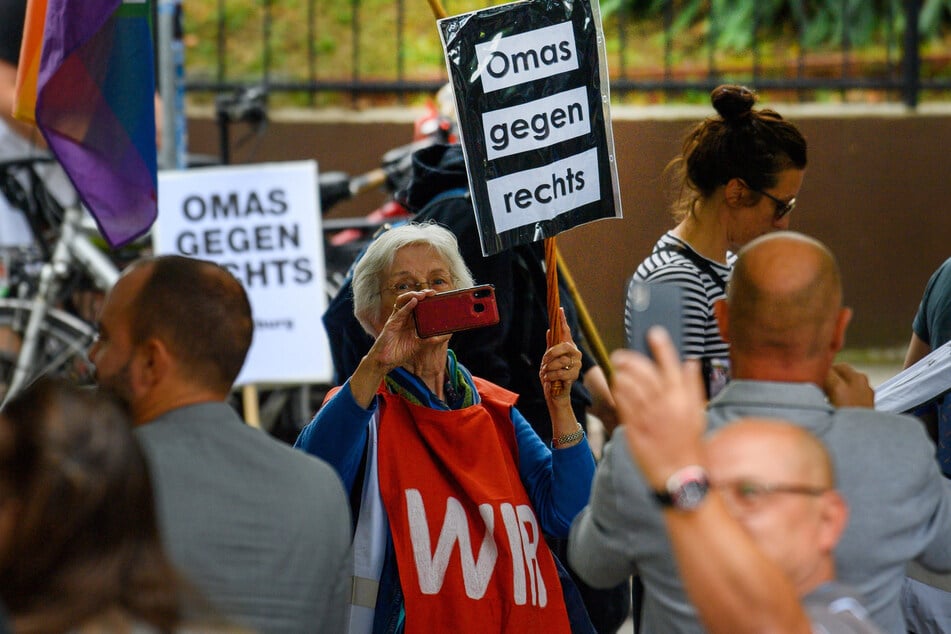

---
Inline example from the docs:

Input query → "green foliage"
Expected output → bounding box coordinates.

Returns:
[180,0,949,100]
[713,0,757,51]
[920,0,951,37]
[607,0,913,52]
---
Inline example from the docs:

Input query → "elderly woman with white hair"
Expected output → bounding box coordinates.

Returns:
[295,222,596,634]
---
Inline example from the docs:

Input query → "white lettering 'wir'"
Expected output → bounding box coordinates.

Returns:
[516,504,547,607]
[501,503,527,604]
[405,489,499,598]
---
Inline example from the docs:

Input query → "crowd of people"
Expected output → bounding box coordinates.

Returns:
[573,231,951,634]
[0,79,949,634]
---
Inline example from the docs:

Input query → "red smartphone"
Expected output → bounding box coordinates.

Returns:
[414,284,500,338]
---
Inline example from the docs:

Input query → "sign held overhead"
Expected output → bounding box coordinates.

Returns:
[440,0,622,256]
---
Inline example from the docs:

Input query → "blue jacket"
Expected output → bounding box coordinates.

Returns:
[296,364,596,633]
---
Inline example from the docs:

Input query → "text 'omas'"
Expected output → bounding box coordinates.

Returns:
[475,21,578,94]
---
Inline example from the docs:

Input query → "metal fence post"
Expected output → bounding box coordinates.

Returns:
[158,0,187,170]
[351,0,360,106]
[903,0,921,108]
[216,0,226,83]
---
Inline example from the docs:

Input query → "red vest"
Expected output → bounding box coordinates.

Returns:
[376,378,570,633]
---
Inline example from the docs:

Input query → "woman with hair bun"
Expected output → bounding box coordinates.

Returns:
[628,84,807,398]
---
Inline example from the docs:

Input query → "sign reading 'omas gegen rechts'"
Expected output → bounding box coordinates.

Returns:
[155,161,332,386]
[439,0,622,256]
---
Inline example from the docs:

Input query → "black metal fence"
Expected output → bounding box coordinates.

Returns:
[182,0,950,108]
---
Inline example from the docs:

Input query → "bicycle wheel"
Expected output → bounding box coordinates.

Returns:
[0,298,97,402]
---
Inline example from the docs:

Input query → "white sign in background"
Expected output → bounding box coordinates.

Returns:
[155,161,332,386]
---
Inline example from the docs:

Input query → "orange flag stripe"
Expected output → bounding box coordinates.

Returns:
[13,0,49,124]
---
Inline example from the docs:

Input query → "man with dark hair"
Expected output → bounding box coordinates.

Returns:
[903,255,951,475]
[90,255,352,634]
[125,256,253,395]
[570,232,951,634]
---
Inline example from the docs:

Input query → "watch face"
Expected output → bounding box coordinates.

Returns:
[672,479,708,509]
[653,466,710,509]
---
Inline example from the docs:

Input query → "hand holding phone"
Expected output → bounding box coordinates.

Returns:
[414,284,500,338]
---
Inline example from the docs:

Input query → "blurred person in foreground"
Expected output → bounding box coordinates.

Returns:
[611,327,882,633]
[296,222,597,633]
[570,231,951,634]
[0,377,233,633]
[89,254,352,634]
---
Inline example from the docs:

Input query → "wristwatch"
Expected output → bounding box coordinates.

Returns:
[652,465,709,510]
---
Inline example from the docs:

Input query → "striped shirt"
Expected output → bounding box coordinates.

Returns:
[629,232,735,395]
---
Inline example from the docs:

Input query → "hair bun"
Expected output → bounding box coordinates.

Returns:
[711,85,757,121]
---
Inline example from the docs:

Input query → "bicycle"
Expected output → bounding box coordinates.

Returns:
[0,160,404,435]
[0,155,120,407]
[0,155,308,432]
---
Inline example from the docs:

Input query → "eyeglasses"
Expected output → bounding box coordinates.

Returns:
[741,180,796,220]
[714,479,828,509]
[381,275,453,294]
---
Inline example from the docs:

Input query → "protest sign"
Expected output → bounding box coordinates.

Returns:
[876,339,951,413]
[155,161,331,386]
[439,0,622,256]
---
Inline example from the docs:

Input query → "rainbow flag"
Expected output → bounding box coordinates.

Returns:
[21,0,157,248]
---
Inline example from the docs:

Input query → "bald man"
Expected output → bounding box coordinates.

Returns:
[90,256,352,634]
[706,421,849,606]
[569,232,951,634]
[605,324,879,632]
[705,421,883,633]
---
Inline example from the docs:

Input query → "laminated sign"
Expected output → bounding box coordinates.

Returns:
[154,161,333,386]
[439,0,622,256]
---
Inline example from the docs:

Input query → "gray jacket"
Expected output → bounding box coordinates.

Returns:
[137,402,352,634]
[568,380,951,634]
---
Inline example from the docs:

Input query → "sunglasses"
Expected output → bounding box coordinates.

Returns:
[741,180,796,220]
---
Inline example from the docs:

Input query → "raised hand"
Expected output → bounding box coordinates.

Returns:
[350,290,449,407]
[611,327,706,489]
[368,291,445,371]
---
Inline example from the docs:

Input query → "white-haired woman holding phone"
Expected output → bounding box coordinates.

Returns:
[295,222,596,634]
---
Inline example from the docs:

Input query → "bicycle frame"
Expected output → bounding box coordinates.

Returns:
[2,205,119,405]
